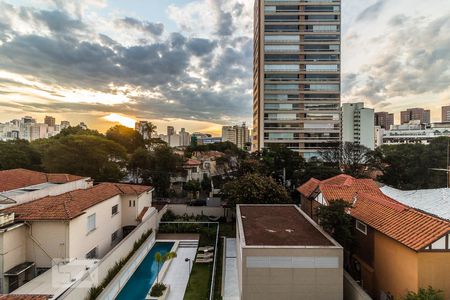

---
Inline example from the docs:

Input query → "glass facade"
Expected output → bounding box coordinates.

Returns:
[253,0,341,158]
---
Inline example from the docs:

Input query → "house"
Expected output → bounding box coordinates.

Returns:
[236,205,343,300]
[0,169,91,209]
[0,180,155,294]
[298,174,450,300]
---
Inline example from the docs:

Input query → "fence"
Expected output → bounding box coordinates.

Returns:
[343,271,373,300]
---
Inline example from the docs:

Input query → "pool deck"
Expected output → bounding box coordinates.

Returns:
[160,240,198,300]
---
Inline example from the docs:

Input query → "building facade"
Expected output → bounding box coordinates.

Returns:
[236,205,343,300]
[341,103,375,150]
[222,123,250,149]
[374,112,394,130]
[253,0,341,159]
[442,106,450,122]
[400,108,431,125]
[298,175,450,300]
[382,121,450,145]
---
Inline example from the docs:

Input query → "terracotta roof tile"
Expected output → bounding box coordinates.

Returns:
[297,178,320,197]
[298,174,450,251]
[136,206,149,222]
[184,159,201,166]
[0,169,86,192]
[1,183,152,221]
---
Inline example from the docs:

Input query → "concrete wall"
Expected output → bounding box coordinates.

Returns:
[0,224,27,293]
[418,252,450,300]
[167,204,225,218]
[240,247,343,300]
[26,221,69,268]
[60,208,158,300]
[343,271,372,300]
[69,195,123,259]
[373,231,419,299]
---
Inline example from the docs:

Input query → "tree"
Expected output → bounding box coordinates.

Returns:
[0,140,41,170]
[221,173,291,207]
[37,135,127,182]
[128,148,151,183]
[320,142,373,178]
[155,251,177,284]
[201,174,212,193]
[106,125,145,153]
[316,199,354,248]
[403,287,444,300]
[140,121,157,140]
[56,125,103,138]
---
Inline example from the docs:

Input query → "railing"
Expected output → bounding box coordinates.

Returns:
[159,221,220,300]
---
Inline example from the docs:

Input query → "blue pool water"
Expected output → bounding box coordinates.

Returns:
[116,242,174,300]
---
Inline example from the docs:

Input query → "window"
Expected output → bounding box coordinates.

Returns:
[111,230,120,246]
[356,220,367,235]
[129,200,136,207]
[86,247,97,259]
[87,213,96,233]
[111,204,119,216]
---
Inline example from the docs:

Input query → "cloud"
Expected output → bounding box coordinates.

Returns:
[0,1,253,127]
[344,14,450,105]
[115,17,164,37]
[356,0,386,22]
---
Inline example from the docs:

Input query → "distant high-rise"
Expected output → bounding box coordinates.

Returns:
[60,121,71,129]
[374,112,394,130]
[400,108,430,124]
[167,126,175,136]
[442,105,450,122]
[222,123,250,150]
[341,103,375,150]
[253,0,341,159]
[44,115,56,127]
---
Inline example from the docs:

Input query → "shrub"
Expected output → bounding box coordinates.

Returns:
[150,283,167,297]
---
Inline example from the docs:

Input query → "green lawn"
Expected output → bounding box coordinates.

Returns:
[183,263,212,300]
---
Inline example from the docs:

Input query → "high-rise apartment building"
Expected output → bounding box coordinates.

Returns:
[341,103,375,150]
[400,108,430,124]
[374,112,394,130]
[44,115,56,127]
[222,123,250,150]
[442,105,450,122]
[253,0,341,159]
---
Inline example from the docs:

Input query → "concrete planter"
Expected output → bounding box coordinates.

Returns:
[146,284,170,300]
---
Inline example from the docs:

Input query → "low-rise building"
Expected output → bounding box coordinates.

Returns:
[382,121,450,145]
[298,174,450,300]
[236,205,343,300]
[0,175,155,294]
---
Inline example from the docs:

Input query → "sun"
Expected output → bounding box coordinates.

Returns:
[103,113,136,128]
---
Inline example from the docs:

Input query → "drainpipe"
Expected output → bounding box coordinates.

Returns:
[25,222,54,264]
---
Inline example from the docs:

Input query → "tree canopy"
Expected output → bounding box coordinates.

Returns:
[106,125,145,153]
[316,199,354,248]
[37,134,128,182]
[0,140,41,171]
[221,173,291,207]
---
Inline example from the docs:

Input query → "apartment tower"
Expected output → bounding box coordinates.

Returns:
[400,108,431,125]
[374,111,394,130]
[253,0,341,159]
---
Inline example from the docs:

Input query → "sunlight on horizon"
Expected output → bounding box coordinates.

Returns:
[103,113,136,128]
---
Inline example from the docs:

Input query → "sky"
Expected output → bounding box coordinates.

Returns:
[0,0,449,134]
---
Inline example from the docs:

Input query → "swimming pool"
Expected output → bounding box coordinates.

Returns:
[116,241,174,300]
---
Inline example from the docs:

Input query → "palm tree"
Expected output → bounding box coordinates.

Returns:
[155,251,177,284]
[143,121,157,140]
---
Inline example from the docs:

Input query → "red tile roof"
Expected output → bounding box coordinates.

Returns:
[0,169,86,192]
[298,175,450,251]
[137,206,149,222]
[297,178,320,197]
[184,159,201,166]
[1,183,152,221]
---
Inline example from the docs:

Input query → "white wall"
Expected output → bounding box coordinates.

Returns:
[69,195,123,259]
[167,204,225,218]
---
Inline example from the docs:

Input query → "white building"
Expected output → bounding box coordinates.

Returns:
[0,169,156,294]
[341,103,375,150]
[0,116,66,142]
[382,121,450,145]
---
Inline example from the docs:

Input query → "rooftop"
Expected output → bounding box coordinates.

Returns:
[0,169,86,192]
[238,205,334,247]
[380,185,450,220]
[0,296,49,300]
[298,175,450,251]
[1,183,152,221]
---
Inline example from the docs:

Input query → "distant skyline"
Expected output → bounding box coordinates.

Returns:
[0,0,450,134]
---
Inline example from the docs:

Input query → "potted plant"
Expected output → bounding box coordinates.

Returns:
[150,251,177,297]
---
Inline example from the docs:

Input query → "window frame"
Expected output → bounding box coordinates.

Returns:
[111,204,119,216]
[356,220,368,235]
[87,213,96,233]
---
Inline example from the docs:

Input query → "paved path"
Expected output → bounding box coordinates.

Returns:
[163,244,197,300]
[223,238,240,300]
